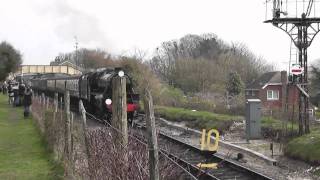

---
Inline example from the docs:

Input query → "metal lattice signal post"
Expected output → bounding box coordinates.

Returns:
[265,2,320,134]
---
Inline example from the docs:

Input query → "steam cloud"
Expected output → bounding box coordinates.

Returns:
[36,0,112,50]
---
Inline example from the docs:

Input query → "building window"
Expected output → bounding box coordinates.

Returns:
[267,90,279,100]
[246,91,250,95]
[252,91,255,96]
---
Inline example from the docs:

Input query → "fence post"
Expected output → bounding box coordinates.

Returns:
[70,112,75,175]
[42,93,45,105]
[41,93,45,120]
[64,90,72,178]
[64,91,71,158]
[111,75,128,147]
[70,112,74,157]
[54,93,58,113]
[46,97,50,110]
[143,89,160,180]
[41,93,45,106]
[79,100,91,177]
[60,97,63,121]
[53,93,58,159]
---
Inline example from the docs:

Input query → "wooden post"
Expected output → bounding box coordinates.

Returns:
[54,93,58,113]
[79,100,90,157]
[70,112,75,174]
[53,93,58,159]
[39,94,42,106]
[41,93,45,119]
[143,89,160,180]
[79,100,92,176]
[60,97,63,122]
[70,112,74,154]
[46,97,50,110]
[42,93,45,106]
[64,91,71,160]
[111,75,128,147]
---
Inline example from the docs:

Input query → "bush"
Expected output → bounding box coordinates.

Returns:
[285,130,320,164]
[260,116,299,139]
[158,86,186,107]
[120,57,162,104]
[183,96,216,112]
[261,116,298,131]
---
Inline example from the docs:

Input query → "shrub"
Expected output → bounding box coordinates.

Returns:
[285,130,320,164]
[158,86,186,107]
[183,96,216,112]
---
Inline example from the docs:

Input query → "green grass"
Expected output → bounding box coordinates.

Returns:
[0,95,63,180]
[285,129,320,165]
[261,116,298,131]
[315,111,320,120]
[154,106,300,133]
[154,106,243,131]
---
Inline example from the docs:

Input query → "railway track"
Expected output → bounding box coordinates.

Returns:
[75,106,273,179]
[134,116,273,180]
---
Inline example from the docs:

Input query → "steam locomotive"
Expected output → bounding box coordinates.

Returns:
[31,68,139,121]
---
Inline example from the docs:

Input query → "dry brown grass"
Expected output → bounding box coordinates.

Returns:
[31,93,189,179]
[86,128,185,180]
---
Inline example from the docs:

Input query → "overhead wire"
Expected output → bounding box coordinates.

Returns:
[306,0,314,16]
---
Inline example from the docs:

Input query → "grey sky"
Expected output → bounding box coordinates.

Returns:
[0,0,320,71]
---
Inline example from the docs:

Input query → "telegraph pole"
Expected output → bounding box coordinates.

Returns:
[265,0,320,135]
[74,36,79,67]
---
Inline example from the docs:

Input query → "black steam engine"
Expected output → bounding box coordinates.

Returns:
[31,68,139,121]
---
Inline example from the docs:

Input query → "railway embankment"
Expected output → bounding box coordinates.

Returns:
[0,94,63,179]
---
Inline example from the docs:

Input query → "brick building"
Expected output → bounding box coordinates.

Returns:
[245,71,301,116]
